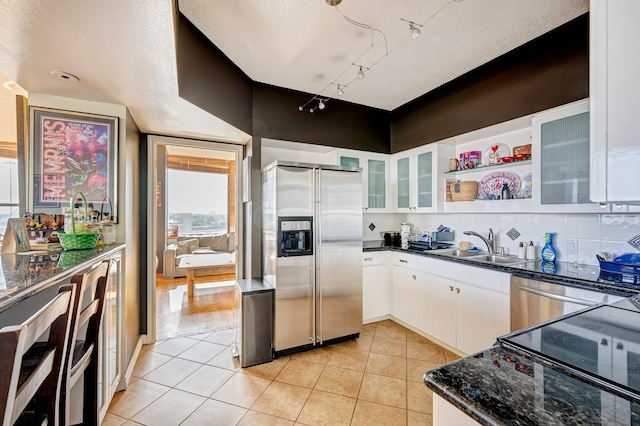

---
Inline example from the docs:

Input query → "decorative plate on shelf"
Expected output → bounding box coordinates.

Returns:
[478,171,521,198]
[483,143,510,166]
[521,173,532,197]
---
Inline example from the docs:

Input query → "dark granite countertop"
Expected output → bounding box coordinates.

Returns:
[363,240,639,297]
[0,243,125,312]
[424,345,640,425]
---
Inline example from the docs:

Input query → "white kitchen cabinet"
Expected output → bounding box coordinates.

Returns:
[391,253,418,327]
[391,144,454,213]
[590,0,640,204]
[335,150,390,212]
[532,99,604,213]
[362,252,388,323]
[417,256,510,355]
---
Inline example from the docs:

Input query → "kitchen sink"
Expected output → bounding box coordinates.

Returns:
[469,254,530,265]
[434,249,489,258]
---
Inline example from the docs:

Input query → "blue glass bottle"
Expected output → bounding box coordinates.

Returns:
[541,232,557,262]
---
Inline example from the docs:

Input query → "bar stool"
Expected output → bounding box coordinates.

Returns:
[0,283,76,426]
[60,260,110,426]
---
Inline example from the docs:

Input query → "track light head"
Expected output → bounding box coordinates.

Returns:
[410,23,421,39]
[318,100,326,110]
[336,86,344,96]
[357,67,365,79]
[299,106,304,111]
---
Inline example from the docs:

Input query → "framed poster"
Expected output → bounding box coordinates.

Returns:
[29,107,118,222]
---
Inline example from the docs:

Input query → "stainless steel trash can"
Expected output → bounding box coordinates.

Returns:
[233,279,273,367]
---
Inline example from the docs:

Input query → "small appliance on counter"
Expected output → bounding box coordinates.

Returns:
[407,230,455,251]
[381,231,401,247]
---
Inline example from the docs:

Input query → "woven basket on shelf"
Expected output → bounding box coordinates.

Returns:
[59,192,99,251]
[448,181,478,202]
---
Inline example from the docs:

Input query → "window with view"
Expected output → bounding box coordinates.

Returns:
[0,156,19,235]
[167,169,228,237]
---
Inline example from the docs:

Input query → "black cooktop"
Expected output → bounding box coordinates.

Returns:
[499,302,640,399]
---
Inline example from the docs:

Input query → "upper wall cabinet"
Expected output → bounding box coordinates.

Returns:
[590,0,640,203]
[391,143,454,213]
[330,150,390,212]
[532,100,606,213]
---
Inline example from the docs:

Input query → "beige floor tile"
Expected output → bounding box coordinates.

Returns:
[176,340,227,363]
[131,388,206,425]
[108,379,170,419]
[211,372,271,408]
[251,382,312,421]
[359,372,407,409]
[122,422,145,426]
[181,399,248,425]
[408,410,433,425]
[142,357,202,387]
[366,352,407,379]
[274,359,325,388]
[351,400,407,426]
[326,347,369,371]
[371,336,407,358]
[175,364,235,397]
[444,348,463,363]
[297,390,356,426]
[206,346,242,371]
[240,357,289,380]
[314,365,364,398]
[151,337,198,356]
[205,327,236,345]
[406,359,443,383]
[362,323,377,336]
[358,372,407,409]
[238,410,295,426]
[406,330,435,344]
[290,346,334,365]
[407,381,433,414]
[375,322,407,341]
[101,413,127,426]
[406,340,446,363]
[333,334,373,352]
[186,331,214,341]
[131,350,173,378]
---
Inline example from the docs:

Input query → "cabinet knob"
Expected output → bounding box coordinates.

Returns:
[456,288,460,294]
[449,286,454,292]
[412,275,416,280]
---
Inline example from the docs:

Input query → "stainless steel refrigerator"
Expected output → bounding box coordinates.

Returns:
[262,161,363,355]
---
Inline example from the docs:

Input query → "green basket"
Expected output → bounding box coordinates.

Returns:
[59,232,99,251]
[60,192,99,251]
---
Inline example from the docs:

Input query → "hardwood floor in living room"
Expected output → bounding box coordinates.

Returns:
[155,273,237,340]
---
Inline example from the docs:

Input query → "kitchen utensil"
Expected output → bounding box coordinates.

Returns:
[449,158,459,171]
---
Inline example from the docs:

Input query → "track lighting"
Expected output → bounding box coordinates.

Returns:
[336,85,344,96]
[401,18,423,40]
[318,100,326,110]
[353,63,369,80]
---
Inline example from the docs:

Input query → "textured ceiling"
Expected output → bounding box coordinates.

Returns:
[180,0,589,111]
[0,1,588,145]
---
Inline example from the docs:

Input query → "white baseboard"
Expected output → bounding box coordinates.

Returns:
[117,335,145,392]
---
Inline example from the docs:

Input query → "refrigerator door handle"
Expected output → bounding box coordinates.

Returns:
[315,169,323,345]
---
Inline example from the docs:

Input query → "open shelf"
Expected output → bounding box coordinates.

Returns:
[445,159,531,175]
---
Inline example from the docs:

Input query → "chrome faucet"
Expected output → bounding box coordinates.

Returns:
[463,228,496,253]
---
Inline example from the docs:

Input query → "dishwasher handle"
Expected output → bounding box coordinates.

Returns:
[517,285,595,306]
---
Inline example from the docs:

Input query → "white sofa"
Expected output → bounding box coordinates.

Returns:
[163,233,236,279]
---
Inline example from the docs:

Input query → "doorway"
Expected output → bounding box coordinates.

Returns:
[147,135,243,342]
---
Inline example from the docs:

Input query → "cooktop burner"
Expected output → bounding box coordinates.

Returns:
[499,304,640,399]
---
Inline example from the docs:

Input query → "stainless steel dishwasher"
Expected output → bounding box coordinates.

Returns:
[510,276,626,331]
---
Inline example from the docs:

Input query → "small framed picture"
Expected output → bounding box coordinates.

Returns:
[1,218,31,254]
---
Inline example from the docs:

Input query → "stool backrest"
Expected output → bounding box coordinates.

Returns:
[0,284,75,426]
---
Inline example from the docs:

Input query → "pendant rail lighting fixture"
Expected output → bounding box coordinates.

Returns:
[298,0,462,113]
[400,18,423,39]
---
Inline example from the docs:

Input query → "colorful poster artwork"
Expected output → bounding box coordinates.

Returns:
[40,116,110,203]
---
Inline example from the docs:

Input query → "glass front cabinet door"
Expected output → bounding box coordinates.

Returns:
[338,151,389,212]
[392,145,443,213]
[532,100,606,213]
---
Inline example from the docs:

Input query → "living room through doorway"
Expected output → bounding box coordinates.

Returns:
[155,144,238,340]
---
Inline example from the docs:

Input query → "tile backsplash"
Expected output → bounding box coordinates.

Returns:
[363,212,640,266]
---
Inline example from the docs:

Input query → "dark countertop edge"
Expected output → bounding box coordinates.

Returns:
[424,376,496,426]
[0,243,126,313]
[364,244,639,297]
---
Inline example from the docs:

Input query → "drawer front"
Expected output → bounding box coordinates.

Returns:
[393,252,417,269]
[418,256,509,294]
[363,251,387,266]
